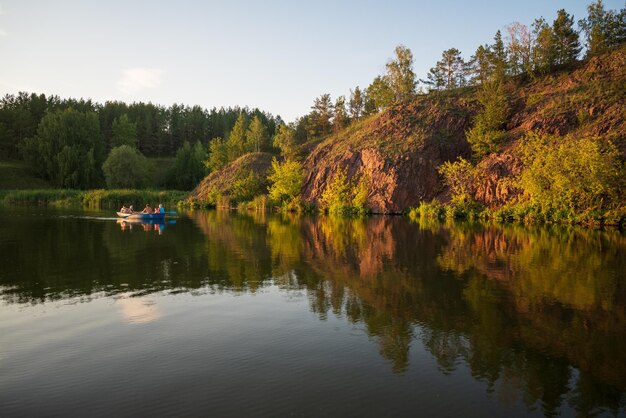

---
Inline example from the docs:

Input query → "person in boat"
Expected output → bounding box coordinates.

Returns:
[129,205,135,213]
[157,204,165,214]
[141,204,153,214]
[120,205,129,214]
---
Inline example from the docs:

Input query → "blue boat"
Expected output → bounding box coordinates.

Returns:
[116,211,166,220]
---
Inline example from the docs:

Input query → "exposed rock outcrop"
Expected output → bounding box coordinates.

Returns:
[301,98,475,213]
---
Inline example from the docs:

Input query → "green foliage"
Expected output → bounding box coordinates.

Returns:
[385,44,417,101]
[0,159,52,189]
[167,141,207,190]
[426,48,467,90]
[579,0,626,56]
[226,113,248,160]
[438,157,477,204]
[366,76,394,112]
[205,137,229,172]
[267,158,304,204]
[272,124,298,159]
[320,168,370,215]
[517,132,624,214]
[348,86,364,120]
[553,9,581,66]
[245,115,269,153]
[308,94,334,138]
[110,114,137,148]
[466,81,508,156]
[333,96,348,132]
[102,145,152,189]
[20,108,104,189]
[231,169,263,202]
[0,188,186,209]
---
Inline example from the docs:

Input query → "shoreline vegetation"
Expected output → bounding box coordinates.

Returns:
[0,188,624,229]
[0,189,187,209]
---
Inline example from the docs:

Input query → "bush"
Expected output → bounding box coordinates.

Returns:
[320,168,370,215]
[267,158,304,204]
[517,132,624,213]
[102,145,152,189]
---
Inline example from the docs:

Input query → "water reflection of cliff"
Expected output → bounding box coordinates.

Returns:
[2,210,625,416]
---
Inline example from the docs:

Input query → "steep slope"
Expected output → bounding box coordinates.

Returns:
[302,45,626,213]
[301,98,476,213]
[190,152,273,203]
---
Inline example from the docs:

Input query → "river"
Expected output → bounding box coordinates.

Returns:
[0,208,624,417]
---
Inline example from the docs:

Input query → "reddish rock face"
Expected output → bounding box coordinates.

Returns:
[300,99,475,213]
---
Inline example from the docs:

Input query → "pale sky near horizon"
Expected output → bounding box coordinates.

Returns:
[0,1,623,122]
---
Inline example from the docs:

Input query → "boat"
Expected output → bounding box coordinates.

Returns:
[116,211,166,220]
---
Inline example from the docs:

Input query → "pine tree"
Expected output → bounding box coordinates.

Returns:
[532,18,556,74]
[553,9,581,66]
[469,45,493,85]
[308,94,333,138]
[491,30,508,81]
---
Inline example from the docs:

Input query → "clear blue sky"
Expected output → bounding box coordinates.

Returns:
[0,0,623,122]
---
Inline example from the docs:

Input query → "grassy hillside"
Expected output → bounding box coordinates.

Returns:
[0,160,52,190]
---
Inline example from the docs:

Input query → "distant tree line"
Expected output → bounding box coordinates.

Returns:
[0,92,281,189]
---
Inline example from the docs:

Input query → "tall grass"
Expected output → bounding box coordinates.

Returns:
[0,189,188,209]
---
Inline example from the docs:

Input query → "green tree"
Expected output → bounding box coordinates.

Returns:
[366,76,394,112]
[167,141,207,190]
[245,115,269,153]
[267,158,304,204]
[349,86,364,120]
[110,114,137,148]
[468,45,493,85]
[205,137,228,172]
[226,113,247,161]
[532,18,556,74]
[491,30,508,81]
[579,0,626,56]
[333,95,348,132]
[272,124,298,159]
[20,108,104,188]
[308,94,334,138]
[553,9,581,66]
[466,81,508,156]
[385,44,416,101]
[427,48,467,90]
[506,22,533,75]
[102,145,152,188]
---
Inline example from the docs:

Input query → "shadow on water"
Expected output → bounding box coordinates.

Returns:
[0,208,625,416]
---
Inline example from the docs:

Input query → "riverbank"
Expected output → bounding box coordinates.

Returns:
[0,189,188,209]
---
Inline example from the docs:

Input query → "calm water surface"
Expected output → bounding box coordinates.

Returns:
[0,208,625,417]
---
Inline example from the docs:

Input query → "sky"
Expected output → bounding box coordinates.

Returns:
[0,0,623,122]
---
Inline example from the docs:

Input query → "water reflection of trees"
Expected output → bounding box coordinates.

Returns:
[2,211,625,416]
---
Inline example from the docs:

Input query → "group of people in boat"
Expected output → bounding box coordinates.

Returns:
[119,203,165,214]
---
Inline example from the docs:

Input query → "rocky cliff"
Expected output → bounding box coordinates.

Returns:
[301,45,625,212]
